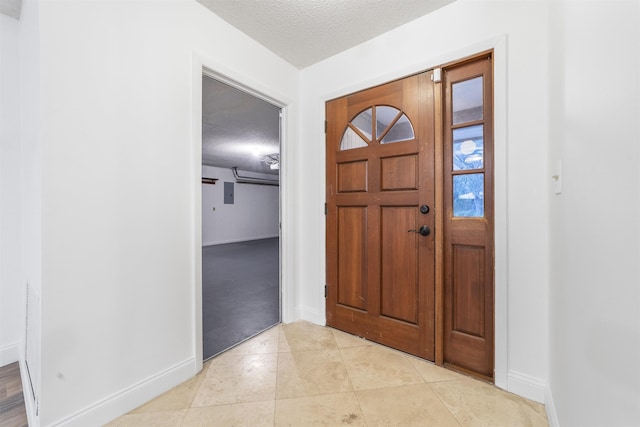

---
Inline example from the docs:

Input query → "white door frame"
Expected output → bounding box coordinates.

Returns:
[191,53,295,373]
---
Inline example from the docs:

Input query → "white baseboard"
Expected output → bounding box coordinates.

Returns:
[545,383,560,427]
[507,370,545,403]
[203,235,279,246]
[48,357,196,427]
[299,305,325,326]
[0,342,20,366]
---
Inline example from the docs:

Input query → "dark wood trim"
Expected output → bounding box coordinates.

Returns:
[442,53,495,380]
[434,72,445,367]
[443,362,494,383]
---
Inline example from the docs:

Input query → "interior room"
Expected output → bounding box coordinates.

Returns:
[200,75,281,359]
[0,0,638,426]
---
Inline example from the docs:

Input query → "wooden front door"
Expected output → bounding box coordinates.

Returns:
[326,53,495,379]
[325,71,436,360]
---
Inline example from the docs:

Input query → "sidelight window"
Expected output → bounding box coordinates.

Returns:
[451,76,485,217]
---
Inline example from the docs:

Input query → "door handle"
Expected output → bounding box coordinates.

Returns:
[408,225,431,236]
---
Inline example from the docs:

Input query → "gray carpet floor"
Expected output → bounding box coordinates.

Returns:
[202,237,280,360]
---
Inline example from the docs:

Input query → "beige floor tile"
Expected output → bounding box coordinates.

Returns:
[279,321,337,352]
[406,356,467,383]
[277,327,292,353]
[274,392,366,426]
[105,323,551,426]
[330,327,373,348]
[181,401,274,427]
[276,349,352,399]
[204,352,275,379]
[104,409,187,427]
[204,347,249,368]
[357,383,461,427]
[430,379,549,427]
[340,345,424,390]
[192,353,277,406]
[223,325,280,357]
[523,398,548,420]
[129,365,209,413]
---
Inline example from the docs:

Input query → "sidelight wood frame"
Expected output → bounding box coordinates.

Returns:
[442,52,494,380]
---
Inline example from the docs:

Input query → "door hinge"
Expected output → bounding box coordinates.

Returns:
[324,120,327,133]
[324,285,327,298]
[431,67,442,83]
[324,203,327,215]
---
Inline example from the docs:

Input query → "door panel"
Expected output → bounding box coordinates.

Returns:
[452,244,485,337]
[381,206,418,323]
[338,161,368,192]
[326,72,435,361]
[380,156,418,190]
[337,207,368,310]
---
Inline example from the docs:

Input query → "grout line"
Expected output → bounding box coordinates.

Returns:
[399,353,428,385]
[333,331,357,395]
[427,382,465,427]
[176,407,189,427]
[184,363,210,411]
[272,324,283,426]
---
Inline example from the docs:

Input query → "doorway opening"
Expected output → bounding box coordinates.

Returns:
[201,75,282,360]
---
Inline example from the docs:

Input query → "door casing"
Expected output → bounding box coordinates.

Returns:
[320,39,509,391]
[191,54,295,375]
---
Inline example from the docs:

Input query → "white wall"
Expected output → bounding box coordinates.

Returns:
[202,165,279,245]
[298,0,550,401]
[17,0,640,425]
[32,1,298,425]
[547,1,640,426]
[0,13,24,366]
[19,0,43,423]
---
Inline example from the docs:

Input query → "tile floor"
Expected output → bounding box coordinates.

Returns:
[107,321,548,426]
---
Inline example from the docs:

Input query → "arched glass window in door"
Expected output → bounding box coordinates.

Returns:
[340,106,415,150]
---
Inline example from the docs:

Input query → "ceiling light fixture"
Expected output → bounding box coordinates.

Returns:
[261,153,280,170]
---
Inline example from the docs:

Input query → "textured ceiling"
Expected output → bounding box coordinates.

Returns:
[0,0,22,19]
[201,1,457,175]
[197,0,456,69]
[202,76,281,176]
